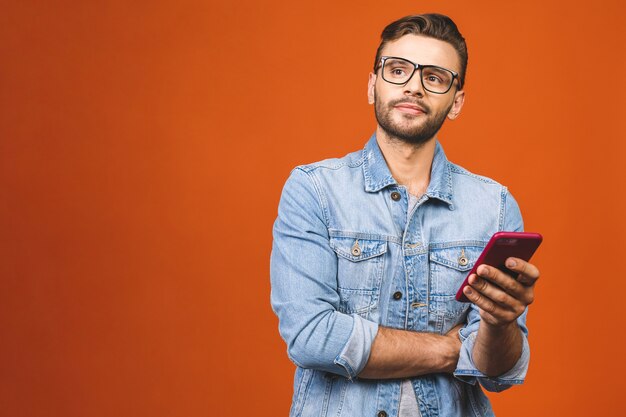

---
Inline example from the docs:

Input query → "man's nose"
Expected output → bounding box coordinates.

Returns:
[404,69,424,96]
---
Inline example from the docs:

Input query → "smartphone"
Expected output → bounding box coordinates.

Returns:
[455,231,543,302]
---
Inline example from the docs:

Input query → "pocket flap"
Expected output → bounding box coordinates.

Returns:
[429,246,482,272]
[330,236,387,262]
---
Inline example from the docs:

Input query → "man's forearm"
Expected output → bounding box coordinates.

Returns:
[462,259,540,378]
[472,322,523,377]
[358,326,460,379]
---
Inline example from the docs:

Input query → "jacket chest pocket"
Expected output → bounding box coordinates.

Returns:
[329,236,387,318]
[428,245,482,329]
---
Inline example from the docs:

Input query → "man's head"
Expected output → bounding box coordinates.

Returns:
[373,14,467,90]
[368,14,468,147]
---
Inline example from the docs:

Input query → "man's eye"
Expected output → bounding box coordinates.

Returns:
[391,68,406,76]
[426,75,442,84]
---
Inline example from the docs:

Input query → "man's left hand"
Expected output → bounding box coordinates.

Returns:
[462,258,540,327]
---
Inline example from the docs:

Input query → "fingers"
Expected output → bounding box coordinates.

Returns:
[505,257,540,286]
[463,284,524,326]
[476,265,520,294]
[446,322,464,335]
[467,273,522,310]
[444,323,464,346]
[463,275,526,319]
[475,264,535,305]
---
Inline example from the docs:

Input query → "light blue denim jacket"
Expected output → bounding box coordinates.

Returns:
[270,135,530,417]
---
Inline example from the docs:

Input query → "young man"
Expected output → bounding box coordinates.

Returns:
[270,14,540,417]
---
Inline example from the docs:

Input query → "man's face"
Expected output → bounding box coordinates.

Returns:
[368,35,465,146]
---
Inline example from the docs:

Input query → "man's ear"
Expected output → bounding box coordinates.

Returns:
[447,89,465,120]
[367,72,376,105]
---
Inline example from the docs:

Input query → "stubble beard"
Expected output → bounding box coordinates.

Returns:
[374,97,452,147]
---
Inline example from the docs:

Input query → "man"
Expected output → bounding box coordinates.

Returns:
[270,13,540,417]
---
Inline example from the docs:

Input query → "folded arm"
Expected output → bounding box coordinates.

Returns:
[358,325,461,379]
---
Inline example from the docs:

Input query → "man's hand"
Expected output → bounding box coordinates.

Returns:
[442,323,463,373]
[462,257,540,327]
[462,257,540,377]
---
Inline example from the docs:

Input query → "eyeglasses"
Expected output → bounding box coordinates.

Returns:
[378,56,459,94]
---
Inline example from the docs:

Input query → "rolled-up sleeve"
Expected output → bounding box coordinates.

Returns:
[454,306,530,392]
[453,189,531,392]
[270,168,379,379]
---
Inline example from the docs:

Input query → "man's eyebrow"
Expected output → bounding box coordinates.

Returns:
[423,65,454,72]
[424,65,448,71]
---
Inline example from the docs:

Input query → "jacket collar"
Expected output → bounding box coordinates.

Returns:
[362,134,454,207]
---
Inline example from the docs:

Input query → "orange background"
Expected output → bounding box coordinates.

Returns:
[1,1,625,416]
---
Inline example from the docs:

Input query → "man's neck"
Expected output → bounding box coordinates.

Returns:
[375,128,436,198]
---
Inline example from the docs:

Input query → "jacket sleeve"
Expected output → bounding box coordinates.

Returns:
[453,188,531,392]
[270,168,379,379]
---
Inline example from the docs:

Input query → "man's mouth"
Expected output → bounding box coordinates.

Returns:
[393,102,427,115]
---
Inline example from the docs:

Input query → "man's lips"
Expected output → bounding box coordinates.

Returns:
[393,102,427,115]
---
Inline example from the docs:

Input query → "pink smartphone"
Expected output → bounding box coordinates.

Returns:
[455,231,543,302]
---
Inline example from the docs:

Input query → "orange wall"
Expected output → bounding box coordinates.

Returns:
[1,1,624,416]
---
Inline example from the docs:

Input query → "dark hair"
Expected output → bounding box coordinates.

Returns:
[374,13,468,89]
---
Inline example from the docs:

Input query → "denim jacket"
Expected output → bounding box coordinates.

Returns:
[270,135,530,417]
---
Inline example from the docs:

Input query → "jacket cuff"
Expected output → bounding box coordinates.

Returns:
[333,315,379,380]
[453,329,530,392]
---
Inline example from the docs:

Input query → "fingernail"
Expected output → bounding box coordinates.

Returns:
[506,259,517,268]
[464,287,473,295]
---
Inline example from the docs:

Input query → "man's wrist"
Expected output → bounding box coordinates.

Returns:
[479,320,519,341]
[473,321,523,377]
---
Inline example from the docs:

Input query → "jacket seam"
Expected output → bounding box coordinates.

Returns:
[498,186,509,231]
[449,164,499,184]
[296,167,331,227]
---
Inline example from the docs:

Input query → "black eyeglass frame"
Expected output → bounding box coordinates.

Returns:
[378,56,460,94]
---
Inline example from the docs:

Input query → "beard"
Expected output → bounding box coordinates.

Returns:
[374,97,452,147]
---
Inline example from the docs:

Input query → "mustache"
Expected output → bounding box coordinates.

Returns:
[388,99,430,113]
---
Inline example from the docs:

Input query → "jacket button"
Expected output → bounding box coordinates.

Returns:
[377,411,388,417]
[390,191,401,201]
[393,291,402,300]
